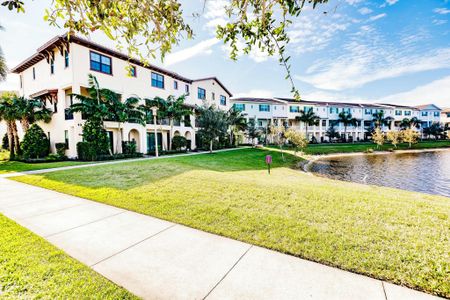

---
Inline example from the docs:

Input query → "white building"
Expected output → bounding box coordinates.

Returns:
[9,34,232,157]
[230,97,442,143]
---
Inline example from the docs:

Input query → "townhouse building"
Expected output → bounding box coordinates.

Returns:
[230,97,442,143]
[442,108,450,136]
[9,34,232,157]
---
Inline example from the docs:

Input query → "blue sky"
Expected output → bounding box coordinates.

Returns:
[0,0,449,107]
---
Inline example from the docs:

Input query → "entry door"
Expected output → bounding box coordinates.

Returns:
[107,131,114,154]
[147,132,163,154]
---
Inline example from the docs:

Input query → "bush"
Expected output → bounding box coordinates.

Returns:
[20,124,50,159]
[122,141,137,154]
[55,143,67,158]
[172,136,187,151]
[82,119,110,155]
[77,142,97,161]
[2,133,8,150]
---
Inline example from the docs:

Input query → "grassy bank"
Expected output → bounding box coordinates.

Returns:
[0,214,137,299]
[0,150,91,174]
[12,148,450,297]
[300,140,450,155]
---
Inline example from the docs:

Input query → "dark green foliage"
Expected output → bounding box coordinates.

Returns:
[172,136,187,151]
[76,142,97,161]
[55,143,67,158]
[2,133,8,149]
[196,105,228,152]
[122,141,137,154]
[82,119,110,154]
[20,124,49,159]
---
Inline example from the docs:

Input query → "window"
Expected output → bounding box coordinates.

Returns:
[174,80,178,90]
[405,111,411,116]
[53,102,58,113]
[364,108,372,115]
[446,113,450,118]
[212,92,215,100]
[421,111,428,117]
[64,50,69,68]
[151,72,164,88]
[330,107,339,114]
[220,95,226,106]
[185,84,189,93]
[197,87,206,100]
[234,103,245,111]
[50,58,55,74]
[342,108,351,113]
[395,110,402,116]
[290,106,299,113]
[259,104,270,112]
[64,130,69,149]
[90,51,112,74]
[32,67,36,80]
[19,75,22,88]
[304,106,313,113]
[434,111,440,117]
[129,66,137,77]
[321,120,326,127]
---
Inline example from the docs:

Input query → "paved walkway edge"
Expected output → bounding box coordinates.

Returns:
[0,178,443,300]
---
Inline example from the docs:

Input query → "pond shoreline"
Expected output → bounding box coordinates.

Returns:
[302,147,450,172]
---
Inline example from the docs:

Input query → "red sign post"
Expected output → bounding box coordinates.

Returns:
[265,155,272,174]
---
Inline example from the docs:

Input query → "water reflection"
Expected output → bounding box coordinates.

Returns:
[310,150,450,197]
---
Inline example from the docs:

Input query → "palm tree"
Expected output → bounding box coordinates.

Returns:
[196,105,228,153]
[338,111,357,142]
[0,93,20,158]
[69,74,110,123]
[227,107,247,146]
[325,125,340,142]
[105,92,144,152]
[13,97,52,132]
[372,111,390,128]
[0,24,7,82]
[246,119,261,147]
[295,109,319,138]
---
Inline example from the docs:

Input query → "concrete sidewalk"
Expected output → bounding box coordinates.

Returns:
[0,178,442,300]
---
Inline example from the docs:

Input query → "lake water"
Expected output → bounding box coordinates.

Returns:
[310,150,450,197]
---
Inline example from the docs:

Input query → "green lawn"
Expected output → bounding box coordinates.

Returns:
[0,150,92,174]
[12,148,450,297]
[0,214,137,299]
[301,140,450,155]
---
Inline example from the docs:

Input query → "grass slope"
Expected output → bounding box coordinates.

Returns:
[302,140,450,155]
[0,214,137,299]
[13,148,450,297]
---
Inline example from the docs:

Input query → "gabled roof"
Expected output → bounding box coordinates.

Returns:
[230,97,287,104]
[375,103,418,110]
[415,104,441,111]
[192,77,233,97]
[11,34,233,96]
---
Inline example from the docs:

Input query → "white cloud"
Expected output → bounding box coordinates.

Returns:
[164,38,220,66]
[378,76,450,108]
[220,39,273,63]
[369,13,387,21]
[358,7,373,15]
[434,8,450,15]
[203,0,229,34]
[345,0,363,5]
[233,89,274,98]
[380,0,399,7]
[296,46,450,91]
[433,19,448,26]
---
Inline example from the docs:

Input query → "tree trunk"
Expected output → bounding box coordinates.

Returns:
[6,121,15,158]
[21,117,30,132]
[209,140,213,153]
[280,144,285,161]
[344,126,347,142]
[169,118,173,151]
[12,121,20,155]
[116,123,123,155]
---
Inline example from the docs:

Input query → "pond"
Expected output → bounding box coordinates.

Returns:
[310,150,450,197]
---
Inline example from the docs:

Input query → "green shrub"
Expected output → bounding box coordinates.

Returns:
[2,133,8,150]
[122,141,137,154]
[20,124,50,159]
[82,119,110,155]
[77,142,97,161]
[172,136,187,150]
[55,143,67,158]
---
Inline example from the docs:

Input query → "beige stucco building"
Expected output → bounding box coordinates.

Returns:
[8,34,232,157]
